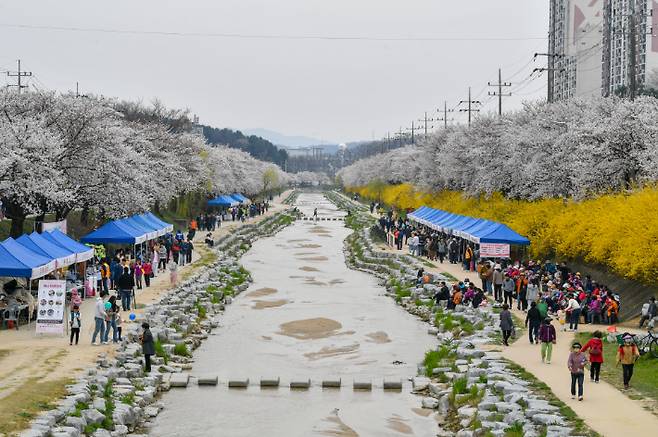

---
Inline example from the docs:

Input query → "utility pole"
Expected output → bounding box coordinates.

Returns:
[405,121,422,145]
[458,87,481,126]
[488,68,512,116]
[6,60,32,94]
[436,101,454,128]
[418,111,435,135]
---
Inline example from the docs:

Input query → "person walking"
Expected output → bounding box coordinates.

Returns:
[616,333,640,389]
[503,274,516,308]
[140,322,155,373]
[492,266,504,302]
[437,239,447,263]
[142,259,153,288]
[103,296,119,344]
[567,342,588,401]
[69,305,81,346]
[169,258,178,285]
[91,296,107,345]
[567,294,582,331]
[526,279,540,309]
[117,267,135,311]
[158,244,168,273]
[134,260,144,290]
[639,297,657,328]
[580,331,604,383]
[499,304,514,346]
[539,317,556,364]
[525,301,542,344]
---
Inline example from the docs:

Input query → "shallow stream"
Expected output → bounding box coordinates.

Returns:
[150,193,438,436]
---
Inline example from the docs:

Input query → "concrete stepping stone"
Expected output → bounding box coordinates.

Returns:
[322,378,341,388]
[290,379,311,389]
[383,378,403,390]
[228,378,249,388]
[260,377,280,388]
[353,380,372,391]
[169,373,190,388]
[197,375,218,386]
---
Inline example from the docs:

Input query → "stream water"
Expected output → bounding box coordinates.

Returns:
[150,193,438,436]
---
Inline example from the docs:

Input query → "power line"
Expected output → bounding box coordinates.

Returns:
[0,22,552,42]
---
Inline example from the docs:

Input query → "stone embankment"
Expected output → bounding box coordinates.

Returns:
[20,211,297,437]
[326,191,594,437]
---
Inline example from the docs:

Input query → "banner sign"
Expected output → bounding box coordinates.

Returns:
[42,219,67,234]
[480,243,510,259]
[36,280,66,334]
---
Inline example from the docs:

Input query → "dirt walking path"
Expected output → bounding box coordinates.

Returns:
[0,191,291,434]
[337,190,658,437]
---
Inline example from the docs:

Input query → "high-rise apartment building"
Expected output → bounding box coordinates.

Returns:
[549,0,604,101]
[602,0,658,96]
[548,0,658,100]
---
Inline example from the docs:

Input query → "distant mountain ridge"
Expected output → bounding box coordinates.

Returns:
[241,128,337,148]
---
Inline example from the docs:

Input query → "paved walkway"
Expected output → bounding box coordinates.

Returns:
[0,191,291,405]
[338,191,658,436]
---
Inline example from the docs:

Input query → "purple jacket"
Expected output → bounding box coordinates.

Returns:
[568,351,587,374]
[538,323,556,343]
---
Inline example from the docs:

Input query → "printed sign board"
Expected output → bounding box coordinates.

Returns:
[36,280,66,334]
[479,243,510,259]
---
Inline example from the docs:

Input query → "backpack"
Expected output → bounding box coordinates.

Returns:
[590,341,602,357]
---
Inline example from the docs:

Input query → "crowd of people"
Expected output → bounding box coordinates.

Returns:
[378,207,626,330]
[226,201,270,222]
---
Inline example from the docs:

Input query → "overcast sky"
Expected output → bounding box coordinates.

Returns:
[0,0,549,143]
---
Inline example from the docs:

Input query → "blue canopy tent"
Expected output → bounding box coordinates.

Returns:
[0,238,56,279]
[41,229,94,263]
[142,212,173,233]
[121,217,158,241]
[408,206,530,247]
[476,224,530,246]
[208,195,238,207]
[425,210,454,230]
[16,232,77,269]
[131,215,166,237]
[80,220,147,245]
[439,214,474,234]
[409,206,433,224]
[230,193,250,204]
[454,218,488,239]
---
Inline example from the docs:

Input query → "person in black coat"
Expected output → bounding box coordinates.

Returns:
[141,322,155,373]
[525,301,542,344]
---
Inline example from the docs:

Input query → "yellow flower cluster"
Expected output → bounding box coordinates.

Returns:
[349,183,658,285]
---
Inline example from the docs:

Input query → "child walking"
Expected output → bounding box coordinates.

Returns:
[70,305,81,345]
[116,313,123,342]
[568,341,588,401]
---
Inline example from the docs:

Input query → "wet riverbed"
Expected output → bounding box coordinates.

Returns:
[150,193,438,436]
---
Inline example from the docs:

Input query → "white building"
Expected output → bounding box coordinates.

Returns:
[550,0,604,100]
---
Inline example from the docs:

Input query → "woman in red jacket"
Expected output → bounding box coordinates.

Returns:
[580,330,604,382]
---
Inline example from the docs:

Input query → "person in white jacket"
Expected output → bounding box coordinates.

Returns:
[91,296,107,345]
[526,279,540,308]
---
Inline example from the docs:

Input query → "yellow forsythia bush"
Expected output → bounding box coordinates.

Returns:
[349,183,658,285]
